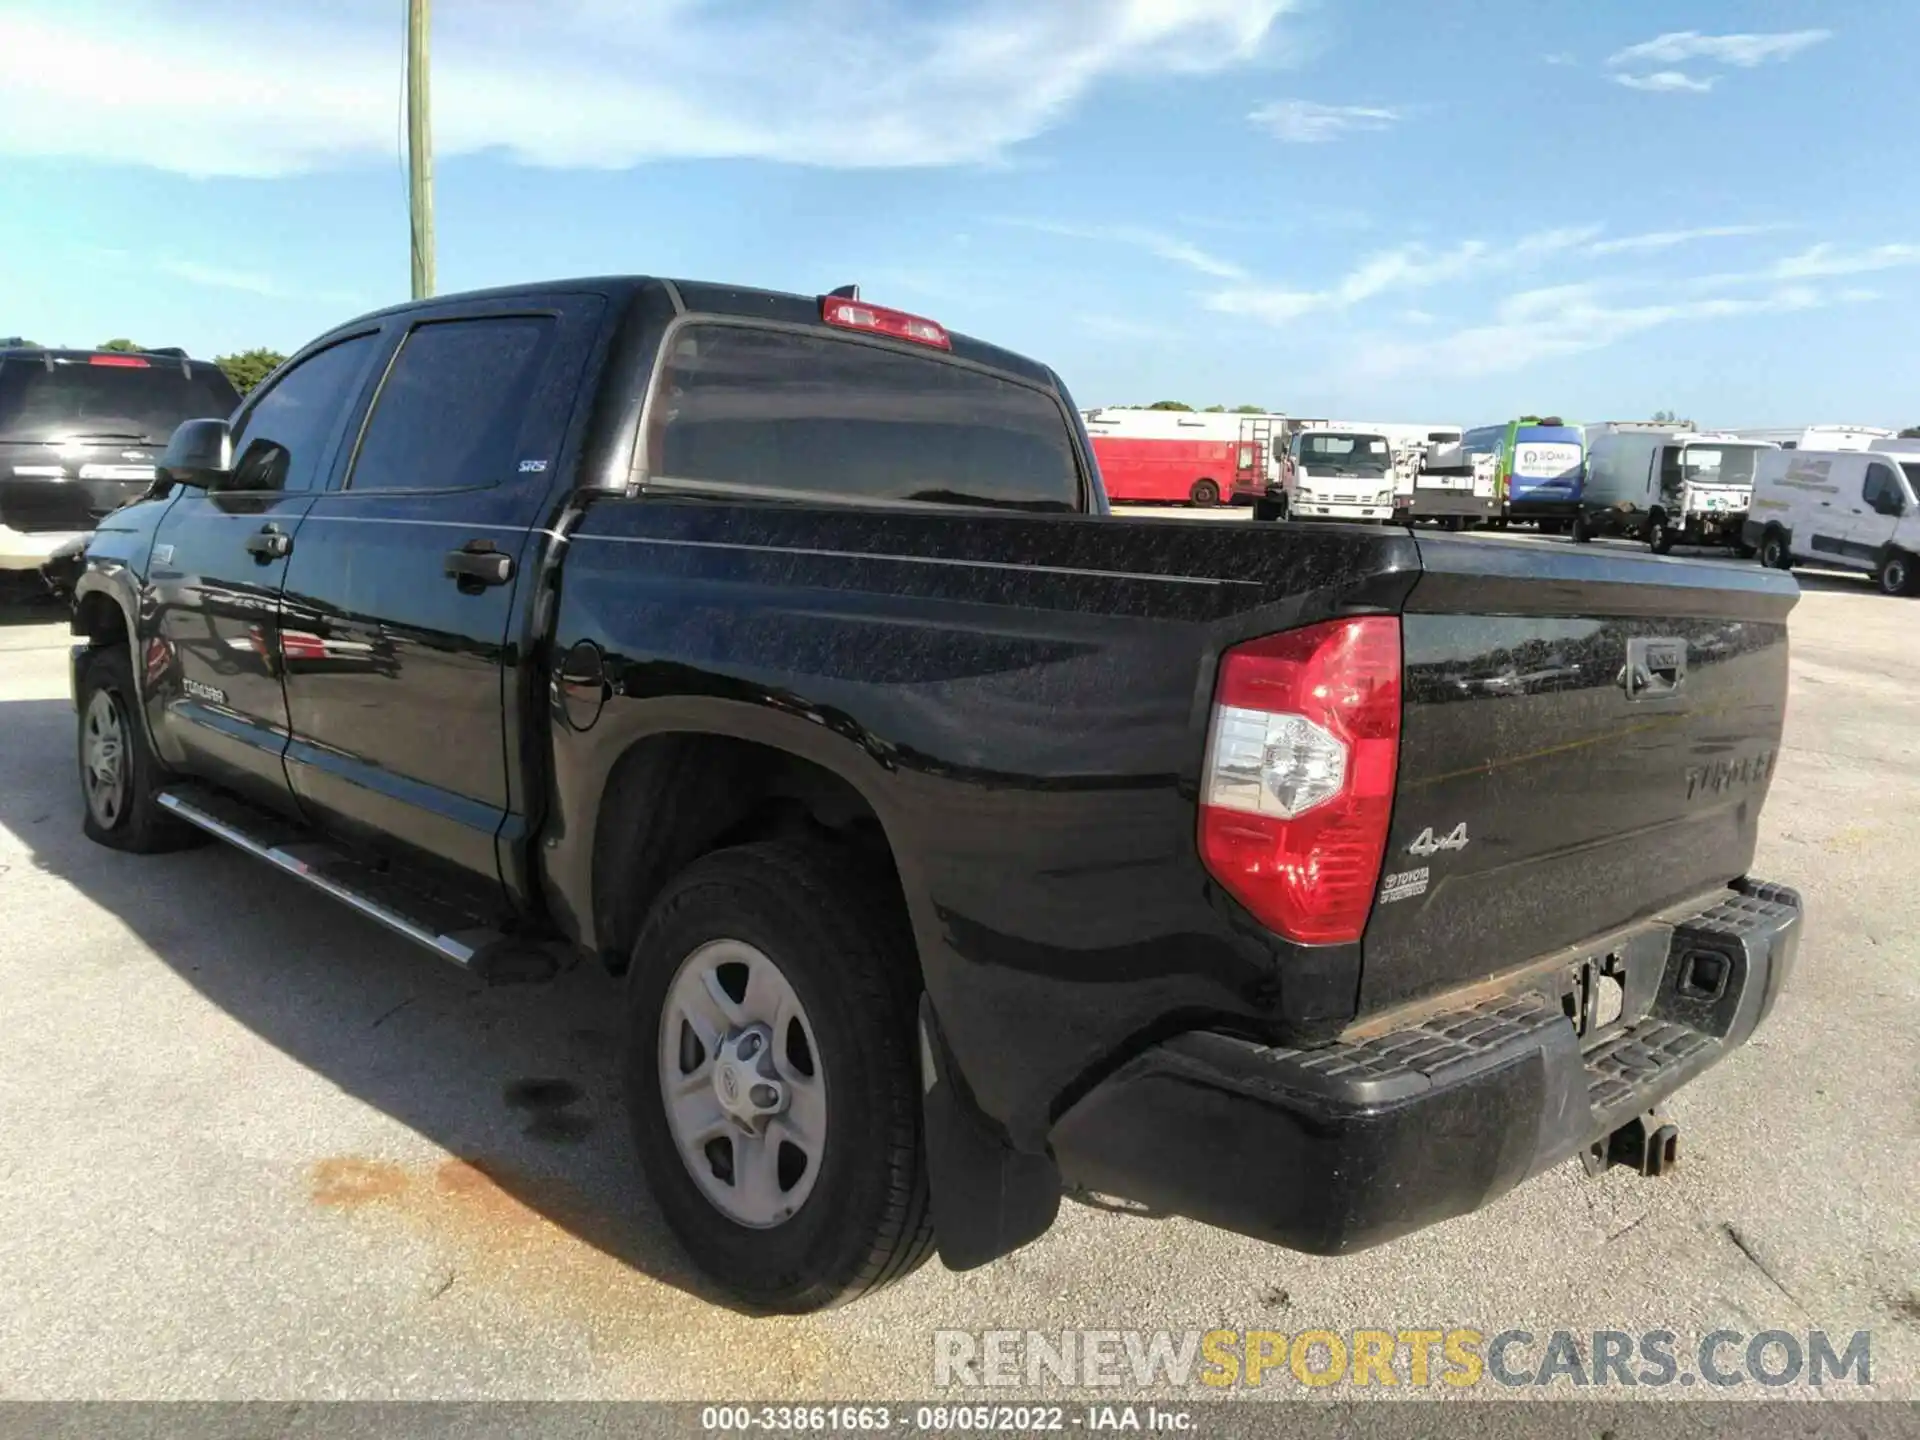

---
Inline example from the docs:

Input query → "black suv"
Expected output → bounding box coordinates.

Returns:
[0,346,241,586]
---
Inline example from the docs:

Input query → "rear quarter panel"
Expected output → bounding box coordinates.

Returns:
[543,498,1418,1144]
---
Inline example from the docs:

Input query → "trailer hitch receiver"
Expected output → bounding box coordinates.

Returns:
[1583,1109,1680,1178]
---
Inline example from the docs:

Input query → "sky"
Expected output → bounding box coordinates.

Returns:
[1,0,1916,428]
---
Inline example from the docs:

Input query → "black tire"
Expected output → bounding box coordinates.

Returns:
[76,644,203,853]
[1876,550,1915,597]
[1760,530,1792,571]
[1646,514,1674,556]
[1189,479,1220,508]
[1569,514,1593,544]
[625,840,932,1312]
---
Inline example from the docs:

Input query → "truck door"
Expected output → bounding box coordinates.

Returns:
[143,332,384,811]
[276,297,601,888]
[1852,460,1908,561]
[1805,456,1865,566]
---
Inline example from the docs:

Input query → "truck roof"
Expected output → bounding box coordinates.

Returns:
[0,346,203,364]
[331,276,1057,389]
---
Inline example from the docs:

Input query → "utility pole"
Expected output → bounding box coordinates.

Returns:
[406,0,435,299]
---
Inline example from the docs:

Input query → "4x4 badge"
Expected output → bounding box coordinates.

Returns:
[1409,823,1469,858]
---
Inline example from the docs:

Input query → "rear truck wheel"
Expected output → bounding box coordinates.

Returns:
[1760,529,1791,570]
[1188,478,1220,508]
[76,644,203,854]
[1876,550,1915,597]
[625,840,932,1313]
[1646,513,1674,555]
[1569,513,1593,543]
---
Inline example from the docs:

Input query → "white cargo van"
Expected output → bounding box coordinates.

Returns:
[1744,446,1920,596]
[1578,424,1775,554]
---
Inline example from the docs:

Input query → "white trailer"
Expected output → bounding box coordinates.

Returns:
[1725,424,1894,452]
[1580,422,1776,553]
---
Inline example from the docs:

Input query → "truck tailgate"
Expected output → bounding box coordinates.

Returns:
[1361,536,1799,1015]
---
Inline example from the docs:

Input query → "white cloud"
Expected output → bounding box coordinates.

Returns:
[1542,52,1577,67]
[998,219,1248,279]
[1769,242,1920,279]
[1205,227,1600,324]
[1611,70,1715,93]
[158,260,287,298]
[0,1,1295,177]
[1586,223,1784,255]
[1608,29,1832,69]
[152,257,364,308]
[1249,100,1400,143]
[1354,285,1825,380]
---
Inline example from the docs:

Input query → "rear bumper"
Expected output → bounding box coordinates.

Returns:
[1409,491,1501,518]
[1680,510,1749,538]
[1293,501,1395,521]
[1508,498,1581,522]
[0,522,89,570]
[1049,878,1801,1255]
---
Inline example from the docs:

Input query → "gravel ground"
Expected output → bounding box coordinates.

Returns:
[0,541,1913,1403]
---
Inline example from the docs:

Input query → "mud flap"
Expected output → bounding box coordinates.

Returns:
[918,996,1061,1271]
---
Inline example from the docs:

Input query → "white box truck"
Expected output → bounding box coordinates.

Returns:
[1745,445,1920,596]
[1579,424,1776,554]
[1259,427,1399,523]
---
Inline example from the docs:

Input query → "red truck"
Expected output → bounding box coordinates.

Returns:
[1083,408,1278,507]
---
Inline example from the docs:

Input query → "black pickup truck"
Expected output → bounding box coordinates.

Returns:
[69,277,1803,1312]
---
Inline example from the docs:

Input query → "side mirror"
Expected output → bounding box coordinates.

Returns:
[159,417,233,489]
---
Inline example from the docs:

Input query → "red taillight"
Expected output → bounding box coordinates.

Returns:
[819,296,951,349]
[90,354,150,367]
[1198,616,1401,945]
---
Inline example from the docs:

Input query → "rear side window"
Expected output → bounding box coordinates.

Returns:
[0,357,239,444]
[228,335,379,492]
[648,324,1081,512]
[348,317,553,492]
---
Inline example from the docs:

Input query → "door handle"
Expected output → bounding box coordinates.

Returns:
[245,525,292,562]
[444,540,514,592]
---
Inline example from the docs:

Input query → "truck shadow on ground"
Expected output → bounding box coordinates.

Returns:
[0,696,754,1316]
[0,594,65,627]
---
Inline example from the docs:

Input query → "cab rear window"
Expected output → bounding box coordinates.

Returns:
[0,357,240,445]
[647,324,1082,512]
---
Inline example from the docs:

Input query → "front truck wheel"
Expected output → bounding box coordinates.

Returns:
[75,643,203,854]
[625,840,933,1312]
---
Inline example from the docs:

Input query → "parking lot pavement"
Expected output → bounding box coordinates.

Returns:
[0,561,1915,1402]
